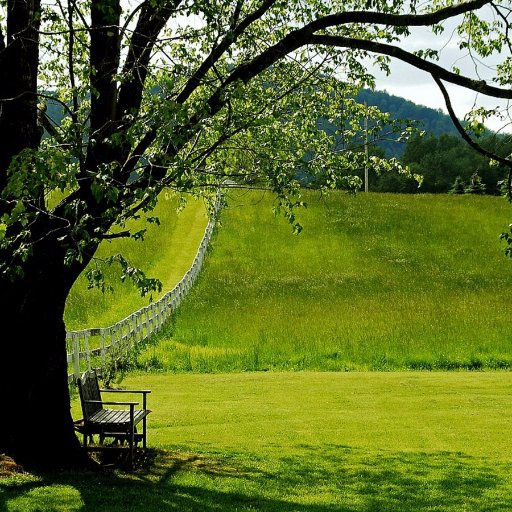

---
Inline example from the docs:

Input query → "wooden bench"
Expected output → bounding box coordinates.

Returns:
[76,370,151,468]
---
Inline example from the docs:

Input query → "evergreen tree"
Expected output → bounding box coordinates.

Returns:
[450,176,466,194]
[465,173,486,194]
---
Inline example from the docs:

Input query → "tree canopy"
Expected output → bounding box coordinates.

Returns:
[2,0,512,469]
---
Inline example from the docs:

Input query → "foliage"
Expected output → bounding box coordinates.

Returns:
[99,340,137,388]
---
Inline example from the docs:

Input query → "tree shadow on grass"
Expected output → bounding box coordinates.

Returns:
[0,447,511,511]
[279,445,511,511]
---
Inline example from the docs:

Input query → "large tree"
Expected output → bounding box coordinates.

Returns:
[1,0,512,469]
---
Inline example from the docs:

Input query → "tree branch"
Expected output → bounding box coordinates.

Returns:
[89,0,121,136]
[433,74,512,170]
[176,0,279,104]
[305,0,491,31]
[198,0,498,125]
[310,34,512,99]
[101,230,131,240]
[0,0,42,198]
[117,1,182,120]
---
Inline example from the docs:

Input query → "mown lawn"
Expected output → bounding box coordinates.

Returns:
[2,372,512,511]
[137,191,512,372]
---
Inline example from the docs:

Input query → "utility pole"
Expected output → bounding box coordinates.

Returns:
[364,101,369,193]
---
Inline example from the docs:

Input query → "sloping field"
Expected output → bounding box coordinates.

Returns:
[64,194,208,330]
[138,190,512,371]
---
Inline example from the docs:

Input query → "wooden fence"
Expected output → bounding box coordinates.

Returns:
[66,194,221,384]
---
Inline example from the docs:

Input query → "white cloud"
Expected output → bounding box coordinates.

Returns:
[366,9,512,133]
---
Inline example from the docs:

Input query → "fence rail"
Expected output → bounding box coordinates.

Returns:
[66,193,221,384]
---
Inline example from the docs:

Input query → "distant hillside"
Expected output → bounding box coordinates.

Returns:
[357,89,457,136]
[314,88,461,159]
[355,89,459,156]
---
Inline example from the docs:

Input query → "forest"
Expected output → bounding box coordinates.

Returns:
[370,132,509,194]
[320,89,512,195]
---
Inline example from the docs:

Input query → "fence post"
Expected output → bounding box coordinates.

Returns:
[84,331,92,371]
[100,328,106,368]
[136,313,143,343]
[72,335,80,382]
[145,307,150,338]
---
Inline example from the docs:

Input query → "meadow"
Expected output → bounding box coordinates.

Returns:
[4,192,512,511]
[136,191,512,372]
[2,372,512,511]
[64,194,208,330]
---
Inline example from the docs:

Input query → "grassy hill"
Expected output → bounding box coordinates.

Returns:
[137,190,512,372]
[64,194,208,330]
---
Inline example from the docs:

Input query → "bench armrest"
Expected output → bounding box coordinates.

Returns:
[100,389,151,394]
[84,399,139,406]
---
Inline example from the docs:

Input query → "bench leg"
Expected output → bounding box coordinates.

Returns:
[129,405,135,469]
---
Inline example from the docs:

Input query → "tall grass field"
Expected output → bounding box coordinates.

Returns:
[137,191,512,372]
[64,194,208,330]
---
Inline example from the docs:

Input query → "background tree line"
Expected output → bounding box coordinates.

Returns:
[370,132,510,194]
[311,89,512,195]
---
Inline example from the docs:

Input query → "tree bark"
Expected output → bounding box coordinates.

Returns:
[0,0,41,190]
[0,240,91,469]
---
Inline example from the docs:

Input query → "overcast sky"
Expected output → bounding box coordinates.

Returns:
[367,9,511,133]
[372,58,511,133]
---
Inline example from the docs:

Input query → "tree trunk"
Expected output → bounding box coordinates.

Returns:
[0,0,41,193]
[0,241,90,470]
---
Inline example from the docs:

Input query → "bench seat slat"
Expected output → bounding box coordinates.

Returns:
[88,409,149,427]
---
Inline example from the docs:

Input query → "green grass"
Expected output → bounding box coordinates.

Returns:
[64,194,208,330]
[11,191,511,510]
[136,191,512,372]
[3,372,512,511]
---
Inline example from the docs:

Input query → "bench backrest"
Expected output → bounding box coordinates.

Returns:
[77,370,103,422]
